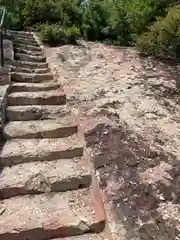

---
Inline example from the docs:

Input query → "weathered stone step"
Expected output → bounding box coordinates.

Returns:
[11,60,48,69]
[0,188,105,240]
[14,37,37,45]
[13,34,35,41]
[8,30,33,38]
[7,105,70,121]
[51,233,106,239]
[14,47,44,56]
[8,31,35,41]
[15,53,46,63]
[8,90,66,106]
[13,42,42,52]
[10,82,61,92]
[13,38,39,47]
[11,66,51,74]
[0,135,83,166]
[11,72,53,83]
[0,157,91,199]
[4,118,77,139]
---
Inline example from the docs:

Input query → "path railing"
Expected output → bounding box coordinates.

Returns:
[0,7,6,67]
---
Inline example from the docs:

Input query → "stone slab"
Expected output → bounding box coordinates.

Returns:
[11,60,48,69]
[8,90,66,106]
[0,157,91,199]
[11,72,53,83]
[15,53,46,63]
[13,42,42,52]
[6,105,72,121]
[14,47,43,56]
[0,188,105,240]
[11,66,50,74]
[0,134,83,166]
[14,38,39,47]
[51,233,108,239]
[11,82,61,92]
[4,118,77,139]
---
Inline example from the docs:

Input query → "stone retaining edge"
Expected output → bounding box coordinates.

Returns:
[0,38,14,140]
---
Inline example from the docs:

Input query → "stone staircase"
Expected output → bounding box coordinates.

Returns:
[0,31,106,240]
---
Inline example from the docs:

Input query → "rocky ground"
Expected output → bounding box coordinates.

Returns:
[45,41,180,240]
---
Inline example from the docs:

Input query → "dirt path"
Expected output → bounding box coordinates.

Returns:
[45,41,180,240]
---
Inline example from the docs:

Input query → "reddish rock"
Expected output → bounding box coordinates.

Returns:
[0,188,105,240]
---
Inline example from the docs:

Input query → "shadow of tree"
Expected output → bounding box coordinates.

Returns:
[139,55,180,115]
[85,122,180,239]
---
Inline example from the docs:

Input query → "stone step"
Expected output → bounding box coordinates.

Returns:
[10,82,61,92]
[13,38,39,47]
[14,37,37,45]
[0,188,105,240]
[13,42,42,52]
[0,134,83,166]
[11,72,53,83]
[8,90,66,106]
[0,157,91,199]
[11,66,51,74]
[15,53,46,63]
[51,233,106,239]
[14,47,44,56]
[7,105,70,121]
[11,60,48,69]
[8,31,35,41]
[13,35,35,41]
[8,30,33,38]
[4,118,77,139]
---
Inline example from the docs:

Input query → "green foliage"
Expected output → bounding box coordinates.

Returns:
[0,0,25,29]
[137,4,180,58]
[1,0,180,55]
[0,0,82,30]
[104,0,133,44]
[82,0,109,40]
[82,0,178,44]
[22,0,82,27]
[65,26,81,43]
[40,24,80,45]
